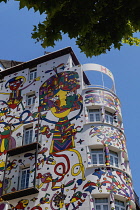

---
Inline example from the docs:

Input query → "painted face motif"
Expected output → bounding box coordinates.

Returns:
[50,89,76,118]
[39,71,81,114]
[9,79,21,90]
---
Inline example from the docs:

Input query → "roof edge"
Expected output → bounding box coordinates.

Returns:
[0,47,80,77]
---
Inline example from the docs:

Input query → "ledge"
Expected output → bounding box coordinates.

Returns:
[86,164,132,179]
[1,187,39,201]
[83,86,117,97]
[7,142,41,156]
[83,122,124,133]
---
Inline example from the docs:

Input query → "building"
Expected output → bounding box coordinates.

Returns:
[134,191,140,210]
[0,47,136,210]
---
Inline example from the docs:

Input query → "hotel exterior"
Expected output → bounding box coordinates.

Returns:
[0,47,137,210]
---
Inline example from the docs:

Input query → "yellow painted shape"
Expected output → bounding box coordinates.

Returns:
[0,161,5,168]
[69,149,85,181]
[0,139,5,152]
[50,90,71,118]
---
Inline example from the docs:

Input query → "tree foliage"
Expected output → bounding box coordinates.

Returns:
[1,0,140,56]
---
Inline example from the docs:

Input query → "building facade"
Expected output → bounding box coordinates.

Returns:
[0,47,136,210]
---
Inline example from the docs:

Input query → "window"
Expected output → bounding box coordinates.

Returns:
[105,111,113,125]
[29,69,37,80]
[20,167,30,190]
[110,151,119,167]
[95,198,108,210]
[115,199,125,210]
[27,94,35,106]
[24,127,33,145]
[91,149,104,165]
[88,109,101,122]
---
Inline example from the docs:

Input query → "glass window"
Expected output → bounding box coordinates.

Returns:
[91,149,104,164]
[105,111,113,125]
[88,109,101,122]
[24,127,33,145]
[20,167,30,190]
[95,198,108,210]
[115,199,125,210]
[29,69,37,80]
[110,151,119,167]
[27,94,35,106]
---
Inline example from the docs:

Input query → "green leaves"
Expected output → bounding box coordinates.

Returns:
[0,0,8,3]
[2,0,140,56]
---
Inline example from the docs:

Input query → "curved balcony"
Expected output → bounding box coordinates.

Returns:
[83,87,122,121]
[82,63,116,93]
[83,123,126,152]
[82,123,130,175]
[84,166,135,209]
[82,63,135,209]
[83,88,121,113]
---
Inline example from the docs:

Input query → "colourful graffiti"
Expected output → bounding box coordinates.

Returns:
[83,168,134,201]
[0,76,40,111]
[0,61,135,210]
[38,71,83,154]
[89,125,126,151]
[84,90,120,111]
[9,199,29,210]
[0,124,16,155]
[0,203,7,210]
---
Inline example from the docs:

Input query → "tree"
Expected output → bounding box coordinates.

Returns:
[1,0,140,57]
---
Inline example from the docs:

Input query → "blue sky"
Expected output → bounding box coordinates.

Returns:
[0,0,140,197]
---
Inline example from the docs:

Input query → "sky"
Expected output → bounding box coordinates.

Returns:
[0,0,140,198]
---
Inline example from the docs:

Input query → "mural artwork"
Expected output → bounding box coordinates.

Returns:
[0,61,135,210]
[38,71,83,154]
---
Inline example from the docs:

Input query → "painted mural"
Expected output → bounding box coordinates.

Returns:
[0,76,40,112]
[84,89,120,111]
[0,56,135,210]
[88,125,126,150]
[0,202,8,210]
[85,124,128,172]
[84,89,123,129]
[83,168,134,200]
[38,71,83,154]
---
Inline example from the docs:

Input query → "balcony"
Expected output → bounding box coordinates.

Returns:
[7,142,41,156]
[1,187,39,201]
[82,63,116,94]
[2,163,39,200]
[7,128,42,156]
[86,108,123,130]
[2,132,41,200]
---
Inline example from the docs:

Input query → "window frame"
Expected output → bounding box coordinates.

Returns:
[19,167,30,190]
[91,149,104,165]
[115,199,125,210]
[23,127,33,145]
[95,198,109,210]
[29,68,37,81]
[105,111,114,125]
[88,109,101,122]
[110,150,119,167]
[26,94,36,106]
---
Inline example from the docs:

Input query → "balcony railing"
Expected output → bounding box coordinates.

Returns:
[1,172,39,200]
[7,142,41,156]
[7,133,42,156]
[1,136,41,200]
